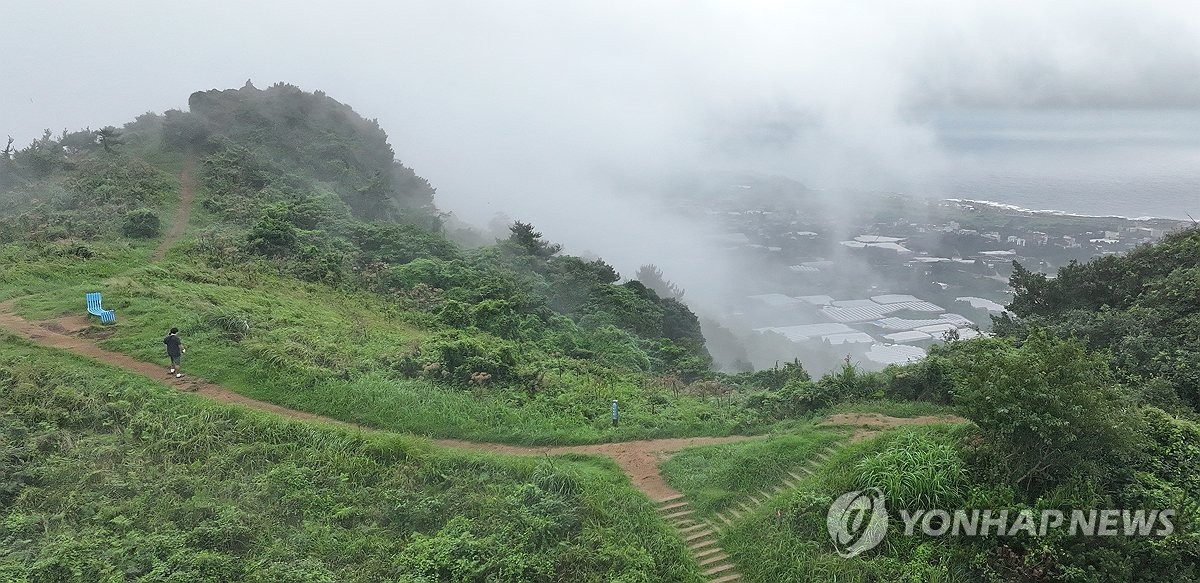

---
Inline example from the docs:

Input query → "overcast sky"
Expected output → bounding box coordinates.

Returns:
[3,1,1199,274]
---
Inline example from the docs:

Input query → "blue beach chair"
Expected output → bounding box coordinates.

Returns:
[85,292,116,324]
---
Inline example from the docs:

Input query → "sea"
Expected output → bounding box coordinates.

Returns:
[927,109,1200,221]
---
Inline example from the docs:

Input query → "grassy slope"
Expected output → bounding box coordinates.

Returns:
[2,235,758,445]
[0,336,701,582]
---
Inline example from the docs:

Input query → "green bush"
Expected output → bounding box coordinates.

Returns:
[949,331,1139,493]
[417,329,519,383]
[121,208,162,238]
[246,211,297,256]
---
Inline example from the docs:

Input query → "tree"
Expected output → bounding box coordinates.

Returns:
[635,264,684,299]
[1006,260,1051,316]
[95,126,123,153]
[508,221,561,258]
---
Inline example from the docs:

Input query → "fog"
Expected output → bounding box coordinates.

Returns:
[4,0,1200,321]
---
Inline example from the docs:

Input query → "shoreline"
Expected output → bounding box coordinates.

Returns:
[944,198,1191,223]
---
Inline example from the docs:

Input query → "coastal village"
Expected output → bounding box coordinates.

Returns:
[684,179,1190,371]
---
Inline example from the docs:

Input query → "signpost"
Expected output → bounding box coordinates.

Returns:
[611,399,619,427]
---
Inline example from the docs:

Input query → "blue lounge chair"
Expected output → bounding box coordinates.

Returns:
[85,292,116,324]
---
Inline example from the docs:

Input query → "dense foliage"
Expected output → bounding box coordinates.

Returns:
[0,143,176,243]
[998,227,1200,411]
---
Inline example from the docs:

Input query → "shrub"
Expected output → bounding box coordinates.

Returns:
[121,208,162,238]
[949,332,1139,493]
[246,211,297,256]
[418,330,518,383]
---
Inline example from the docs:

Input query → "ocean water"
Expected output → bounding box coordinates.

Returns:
[928,109,1200,220]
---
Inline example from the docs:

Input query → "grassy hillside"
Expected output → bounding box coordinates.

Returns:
[0,83,978,445]
[0,83,757,444]
[0,337,700,582]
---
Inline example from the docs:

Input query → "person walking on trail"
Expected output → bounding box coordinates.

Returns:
[164,327,185,378]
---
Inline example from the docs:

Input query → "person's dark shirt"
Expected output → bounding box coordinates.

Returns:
[164,334,182,356]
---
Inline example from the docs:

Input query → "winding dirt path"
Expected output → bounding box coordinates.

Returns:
[0,300,970,504]
[151,157,196,262]
[0,301,752,500]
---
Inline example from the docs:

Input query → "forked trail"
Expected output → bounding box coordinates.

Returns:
[0,306,968,583]
[0,154,967,583]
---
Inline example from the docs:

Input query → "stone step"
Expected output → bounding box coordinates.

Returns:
[704,562,737,577]
[685,528,715,542]
[663,509,694,521]
[679,522,708,534]
[699,552,730,567]
[688,538,718,552]
[709,573,742,583]
[693,546,724,561]
[659,500,689,513]
[657,493,685,505]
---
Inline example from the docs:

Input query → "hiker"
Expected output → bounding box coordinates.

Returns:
[164,327,185,378]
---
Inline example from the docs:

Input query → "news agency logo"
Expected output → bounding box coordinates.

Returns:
[827,489,1177,558]
[826,488,888,558]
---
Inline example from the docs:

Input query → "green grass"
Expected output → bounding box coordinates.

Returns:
[660,426,846,514]
[0,335,702,582]
[3,254,756,445]
[0,242,156,301]
[716,427,974,583]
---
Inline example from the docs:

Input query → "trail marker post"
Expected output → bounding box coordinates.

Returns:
[611,399,619,427]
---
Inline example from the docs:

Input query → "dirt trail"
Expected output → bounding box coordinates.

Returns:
[0,302,753,499]
[0,300,965,501]
[435,435,754,500]
[151,157,197,262]
[0,301,352,428]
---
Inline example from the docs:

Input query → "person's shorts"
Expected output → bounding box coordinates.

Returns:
[169,353,181,366]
